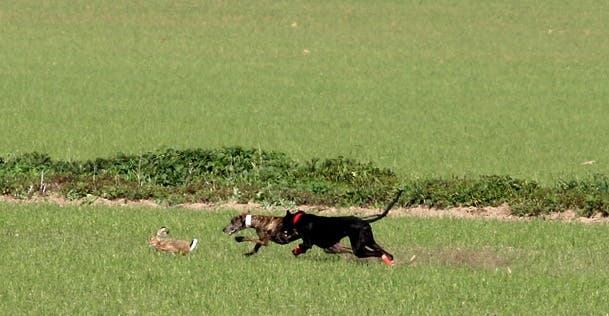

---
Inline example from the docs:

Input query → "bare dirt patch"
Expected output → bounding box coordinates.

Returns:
[407,246,514,271]
[1,194,607,224]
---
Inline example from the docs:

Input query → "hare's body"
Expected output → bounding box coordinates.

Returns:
[148,227,198,255]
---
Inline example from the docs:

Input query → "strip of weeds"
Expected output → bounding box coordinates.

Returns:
[1,147,609,216]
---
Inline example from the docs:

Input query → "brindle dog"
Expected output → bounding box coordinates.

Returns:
[222,211,351,256]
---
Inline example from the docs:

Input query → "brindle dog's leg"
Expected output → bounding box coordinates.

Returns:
[323,243,352,254]
[234,236,269,256]
[234,236,262,243]
[244,243,263,256]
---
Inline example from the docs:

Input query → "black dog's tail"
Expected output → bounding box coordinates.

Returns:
[363,189,404,223]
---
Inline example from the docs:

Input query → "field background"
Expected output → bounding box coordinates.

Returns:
[1,0,608,182]
[2,1,609,314]
[3,203,609,315]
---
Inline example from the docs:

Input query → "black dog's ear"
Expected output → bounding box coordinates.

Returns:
[283,211,293,223]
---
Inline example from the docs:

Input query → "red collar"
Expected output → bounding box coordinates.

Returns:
[292,212,304,224]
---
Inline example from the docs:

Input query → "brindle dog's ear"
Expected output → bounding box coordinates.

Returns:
[285,210,291,216]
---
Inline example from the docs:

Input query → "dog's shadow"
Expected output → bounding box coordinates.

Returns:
[291,250,351,263]
[301,250,408,265]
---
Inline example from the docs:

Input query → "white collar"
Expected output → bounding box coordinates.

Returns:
[245,214,252,227]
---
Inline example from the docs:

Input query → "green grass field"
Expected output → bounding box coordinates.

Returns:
[1,1,608,182]
[2,203,609,314]
[2,1,609,314]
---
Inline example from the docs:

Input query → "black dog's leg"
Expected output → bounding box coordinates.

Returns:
[352,243,393,260]
[357,243,393,259]
[292,243,309,256]
[369,243,395,266]
[292,237,313,256]
[350,228,394,260]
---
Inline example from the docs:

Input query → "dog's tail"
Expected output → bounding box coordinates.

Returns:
[364,189,404,223]
[189,238,199,252]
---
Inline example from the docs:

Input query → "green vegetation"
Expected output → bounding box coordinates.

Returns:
[1,1,608,182]
[0,148,399,207]
[2,203,609,315]
[2,148,609,216]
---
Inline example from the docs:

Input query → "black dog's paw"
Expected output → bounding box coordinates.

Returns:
[292,245,304,256]
[243,252,255,256]
[234,236,245,242]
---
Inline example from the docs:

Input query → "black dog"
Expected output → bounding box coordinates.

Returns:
[281,189,403,266]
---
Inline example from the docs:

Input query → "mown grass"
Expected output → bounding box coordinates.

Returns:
[2,202,609,314]
[1,1,609,182]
